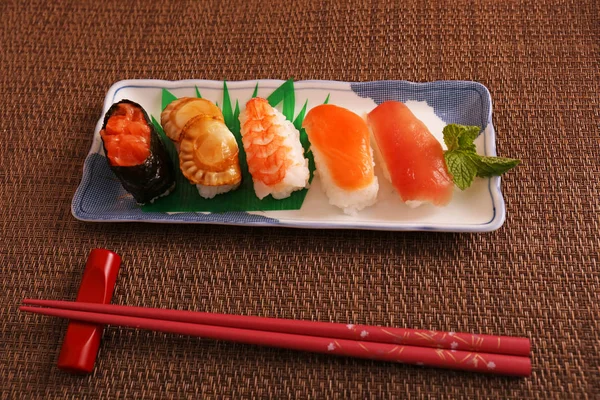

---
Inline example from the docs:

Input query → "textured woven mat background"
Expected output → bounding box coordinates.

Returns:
[1,0,598,398]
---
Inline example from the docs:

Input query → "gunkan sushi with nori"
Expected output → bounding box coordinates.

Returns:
[100,99,176,204]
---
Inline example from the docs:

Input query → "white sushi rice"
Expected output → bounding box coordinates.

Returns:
[239,107,310,200]
[196,182,240,199]
[311,145,379,216]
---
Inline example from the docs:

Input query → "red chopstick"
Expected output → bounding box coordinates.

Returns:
[22,299,529,356]
[20,301,531,376]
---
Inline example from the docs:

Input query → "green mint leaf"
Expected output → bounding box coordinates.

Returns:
[444,150,478,190]
[442,124,461,150]
[471,155,521,178]
[443,124,480,152]
[442,125,520,189]
[457,126,480,152]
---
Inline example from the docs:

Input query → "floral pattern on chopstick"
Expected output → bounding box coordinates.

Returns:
[322,339,523,374]
[343,324,515,354]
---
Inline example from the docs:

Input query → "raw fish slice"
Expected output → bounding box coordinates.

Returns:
[102,134,150,167]
[302,104,378,214]
[367,101,453,207]
[302,105,375,190]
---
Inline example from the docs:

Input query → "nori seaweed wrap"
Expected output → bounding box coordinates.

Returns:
[100,99,175,204]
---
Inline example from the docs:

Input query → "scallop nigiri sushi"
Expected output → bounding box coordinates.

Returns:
[302,104,378,215]
[161,97,241,199]
[367,101,453,207]
[239,97,309,200]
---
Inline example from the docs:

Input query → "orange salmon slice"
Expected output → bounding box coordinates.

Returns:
[101,103,151,167]
[302,104,374,190]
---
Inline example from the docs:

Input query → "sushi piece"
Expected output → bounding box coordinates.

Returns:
[367,101,453,207]
[100,99,175,204]
[302,104,378,215]
[239,98,310,200]
[160,97,241,199]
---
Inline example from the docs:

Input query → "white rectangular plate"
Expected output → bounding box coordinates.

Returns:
[72,79,505,232]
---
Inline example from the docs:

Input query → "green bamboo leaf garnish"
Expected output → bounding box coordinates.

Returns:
[222,81,235,131]
[443,124,520,190]
[251,82,259,98]
[282,81,295,122]
[323,93,330,104]
[161,89,178,111]
[267,78,293,109]
[293,100,308,130]
[195,86,202,98]
[233,99,241,135]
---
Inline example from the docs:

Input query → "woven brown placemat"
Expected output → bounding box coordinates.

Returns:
[1,0,598,398]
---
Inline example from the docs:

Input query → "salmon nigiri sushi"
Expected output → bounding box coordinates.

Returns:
[367,101,453,207]
[302,104,378,215]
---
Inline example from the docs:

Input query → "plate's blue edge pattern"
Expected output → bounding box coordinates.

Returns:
[71,153,281,225]
[71,79,505,231]
[350,81,491,127]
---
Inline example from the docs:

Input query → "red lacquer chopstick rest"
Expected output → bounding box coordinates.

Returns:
[56,249,121,373]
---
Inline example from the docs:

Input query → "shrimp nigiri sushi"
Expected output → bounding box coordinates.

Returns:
[367,101,453,207]
[302,104,378,215]
[239,97,309,200]
[161,98,242,199]
[100,100,175,204]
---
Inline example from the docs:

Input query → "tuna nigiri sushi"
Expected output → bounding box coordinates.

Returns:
[239,98,310,200]
[161,98,242,199]
[100,100,175,204]
[367,101,453,207]
[302,104,378,215]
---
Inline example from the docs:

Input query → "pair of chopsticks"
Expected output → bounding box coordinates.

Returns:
[20,300,531,376]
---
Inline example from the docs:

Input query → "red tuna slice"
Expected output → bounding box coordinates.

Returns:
[367,101,453,206]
